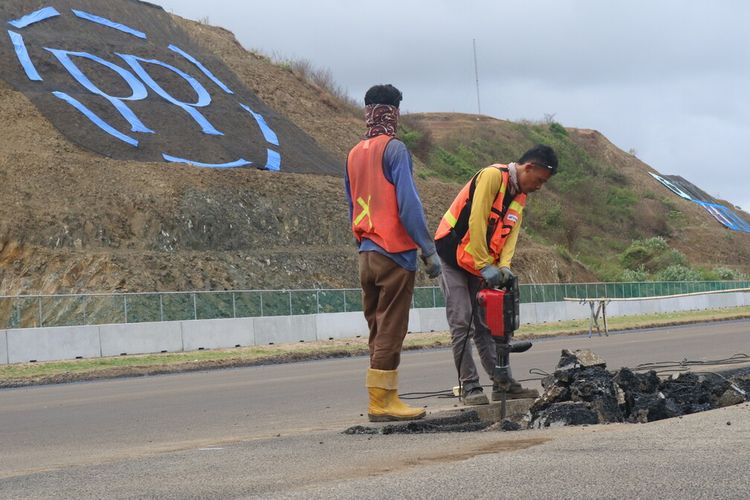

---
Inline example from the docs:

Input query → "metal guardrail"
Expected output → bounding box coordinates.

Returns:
[0,281,748,329]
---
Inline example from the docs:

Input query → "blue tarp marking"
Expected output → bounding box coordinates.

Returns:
[694,201,750,233]
[649,173,692,200]
[8,6,60,29]
[8,31,42,81]
[52,91,138,147]
[168,44,234,95]
[117,53,223,136]
[71,9,146,39]
[650,172,750,233]
[46,49,154,134]
[162,154,252,168]
[239,103,279,146]
[264,149,281,171]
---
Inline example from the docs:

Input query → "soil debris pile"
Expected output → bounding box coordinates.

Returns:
[342,355,749,436]
[529,349,748,428]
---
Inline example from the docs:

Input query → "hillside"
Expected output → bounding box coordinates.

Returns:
[0,1,748,297]
[403,113,750,280]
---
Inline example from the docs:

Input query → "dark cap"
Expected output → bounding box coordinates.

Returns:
[364,84,403,107]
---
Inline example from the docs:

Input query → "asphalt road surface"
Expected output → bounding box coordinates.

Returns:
[1,319,749,498]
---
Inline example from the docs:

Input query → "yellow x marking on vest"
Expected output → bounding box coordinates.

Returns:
[354,196,373,229]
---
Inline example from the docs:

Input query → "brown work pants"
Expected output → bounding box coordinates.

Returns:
[359,251,415,370]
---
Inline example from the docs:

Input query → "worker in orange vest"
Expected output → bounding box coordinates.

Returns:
[434,145,558,405]
[345,84,441,422]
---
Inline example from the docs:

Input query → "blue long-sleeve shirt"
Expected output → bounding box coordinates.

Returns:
[345,138,436,271]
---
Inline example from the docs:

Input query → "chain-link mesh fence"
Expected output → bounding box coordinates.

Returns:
[1,281,748,329]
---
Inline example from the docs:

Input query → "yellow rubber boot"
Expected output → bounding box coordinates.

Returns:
[366,368,426,422]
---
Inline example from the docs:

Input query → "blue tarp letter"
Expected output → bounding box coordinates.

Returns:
[45,49,153,134]
[8,31,42,81]
[52,91,138,146]
[162,154,252,168]
[118,53,223,136]
[8,6,60,29]
[71,9,146,39]
[169,44,233,95]
[240,103,279,146]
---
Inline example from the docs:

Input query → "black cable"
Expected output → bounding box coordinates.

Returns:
[454,302,475,399]
[515,368,550,384]
[403,280,547,400]
[400,286,475,401]
[633,353,750,373]
[399,389,456,400]
[528,368,551,378]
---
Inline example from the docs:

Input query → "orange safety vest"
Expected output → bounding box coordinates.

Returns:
[346,134,418,253]
[434,165,526,275]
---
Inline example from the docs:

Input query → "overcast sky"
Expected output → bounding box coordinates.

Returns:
[151,0,749,211]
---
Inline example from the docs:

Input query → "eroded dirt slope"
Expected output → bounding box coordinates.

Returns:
[4,4,742,296]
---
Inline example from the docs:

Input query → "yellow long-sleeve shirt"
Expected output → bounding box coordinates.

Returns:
[467,167,522,271]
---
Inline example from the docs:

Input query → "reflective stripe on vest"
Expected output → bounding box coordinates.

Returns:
[346,135,418,253]
[434,165,526,275]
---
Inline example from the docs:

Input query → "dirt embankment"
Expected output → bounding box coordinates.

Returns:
[3,3,744,297]
[569,128,750,274]
[0,6,594,295]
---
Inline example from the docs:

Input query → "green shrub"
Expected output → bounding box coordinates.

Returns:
[429,146,479,182]
[548,122,568,137]
[607,187,638,209]
[620,237,688,274]
[642,236,668,251]
[712,267,749,280]
[621,266,648,282]
[620,242,650,270]
[651,249,687,269]
[656,265,702,281]
[603,167,628,185]
[401,128,422,150]
[542,202,563,227]
[400,121,434,161]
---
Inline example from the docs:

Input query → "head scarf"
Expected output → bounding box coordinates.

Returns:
[365,104,399,138]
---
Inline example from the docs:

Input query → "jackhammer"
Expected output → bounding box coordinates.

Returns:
[476,275,532,420]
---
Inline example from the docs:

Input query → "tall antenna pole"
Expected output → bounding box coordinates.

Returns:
[473,38,481,115]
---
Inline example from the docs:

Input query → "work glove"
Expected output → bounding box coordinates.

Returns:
[498,266,515,286]
[421,252,442,279]
[480,265,503,288]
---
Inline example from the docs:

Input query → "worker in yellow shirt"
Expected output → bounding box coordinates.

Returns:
[434,144,558,405]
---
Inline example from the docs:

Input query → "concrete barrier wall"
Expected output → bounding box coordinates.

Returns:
[100,322,183,357]
[315,312,368,340]
[253,315,317,345]
[182,318,254,351]
[7,326,100,363]
[605,293,747,318]
[1,330,8,365]
[417,308,449,332]
[4,290,749,364]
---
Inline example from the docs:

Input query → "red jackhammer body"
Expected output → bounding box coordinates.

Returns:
[475,275,532,417]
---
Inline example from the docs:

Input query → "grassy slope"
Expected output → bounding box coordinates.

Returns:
[402,113,750,280]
